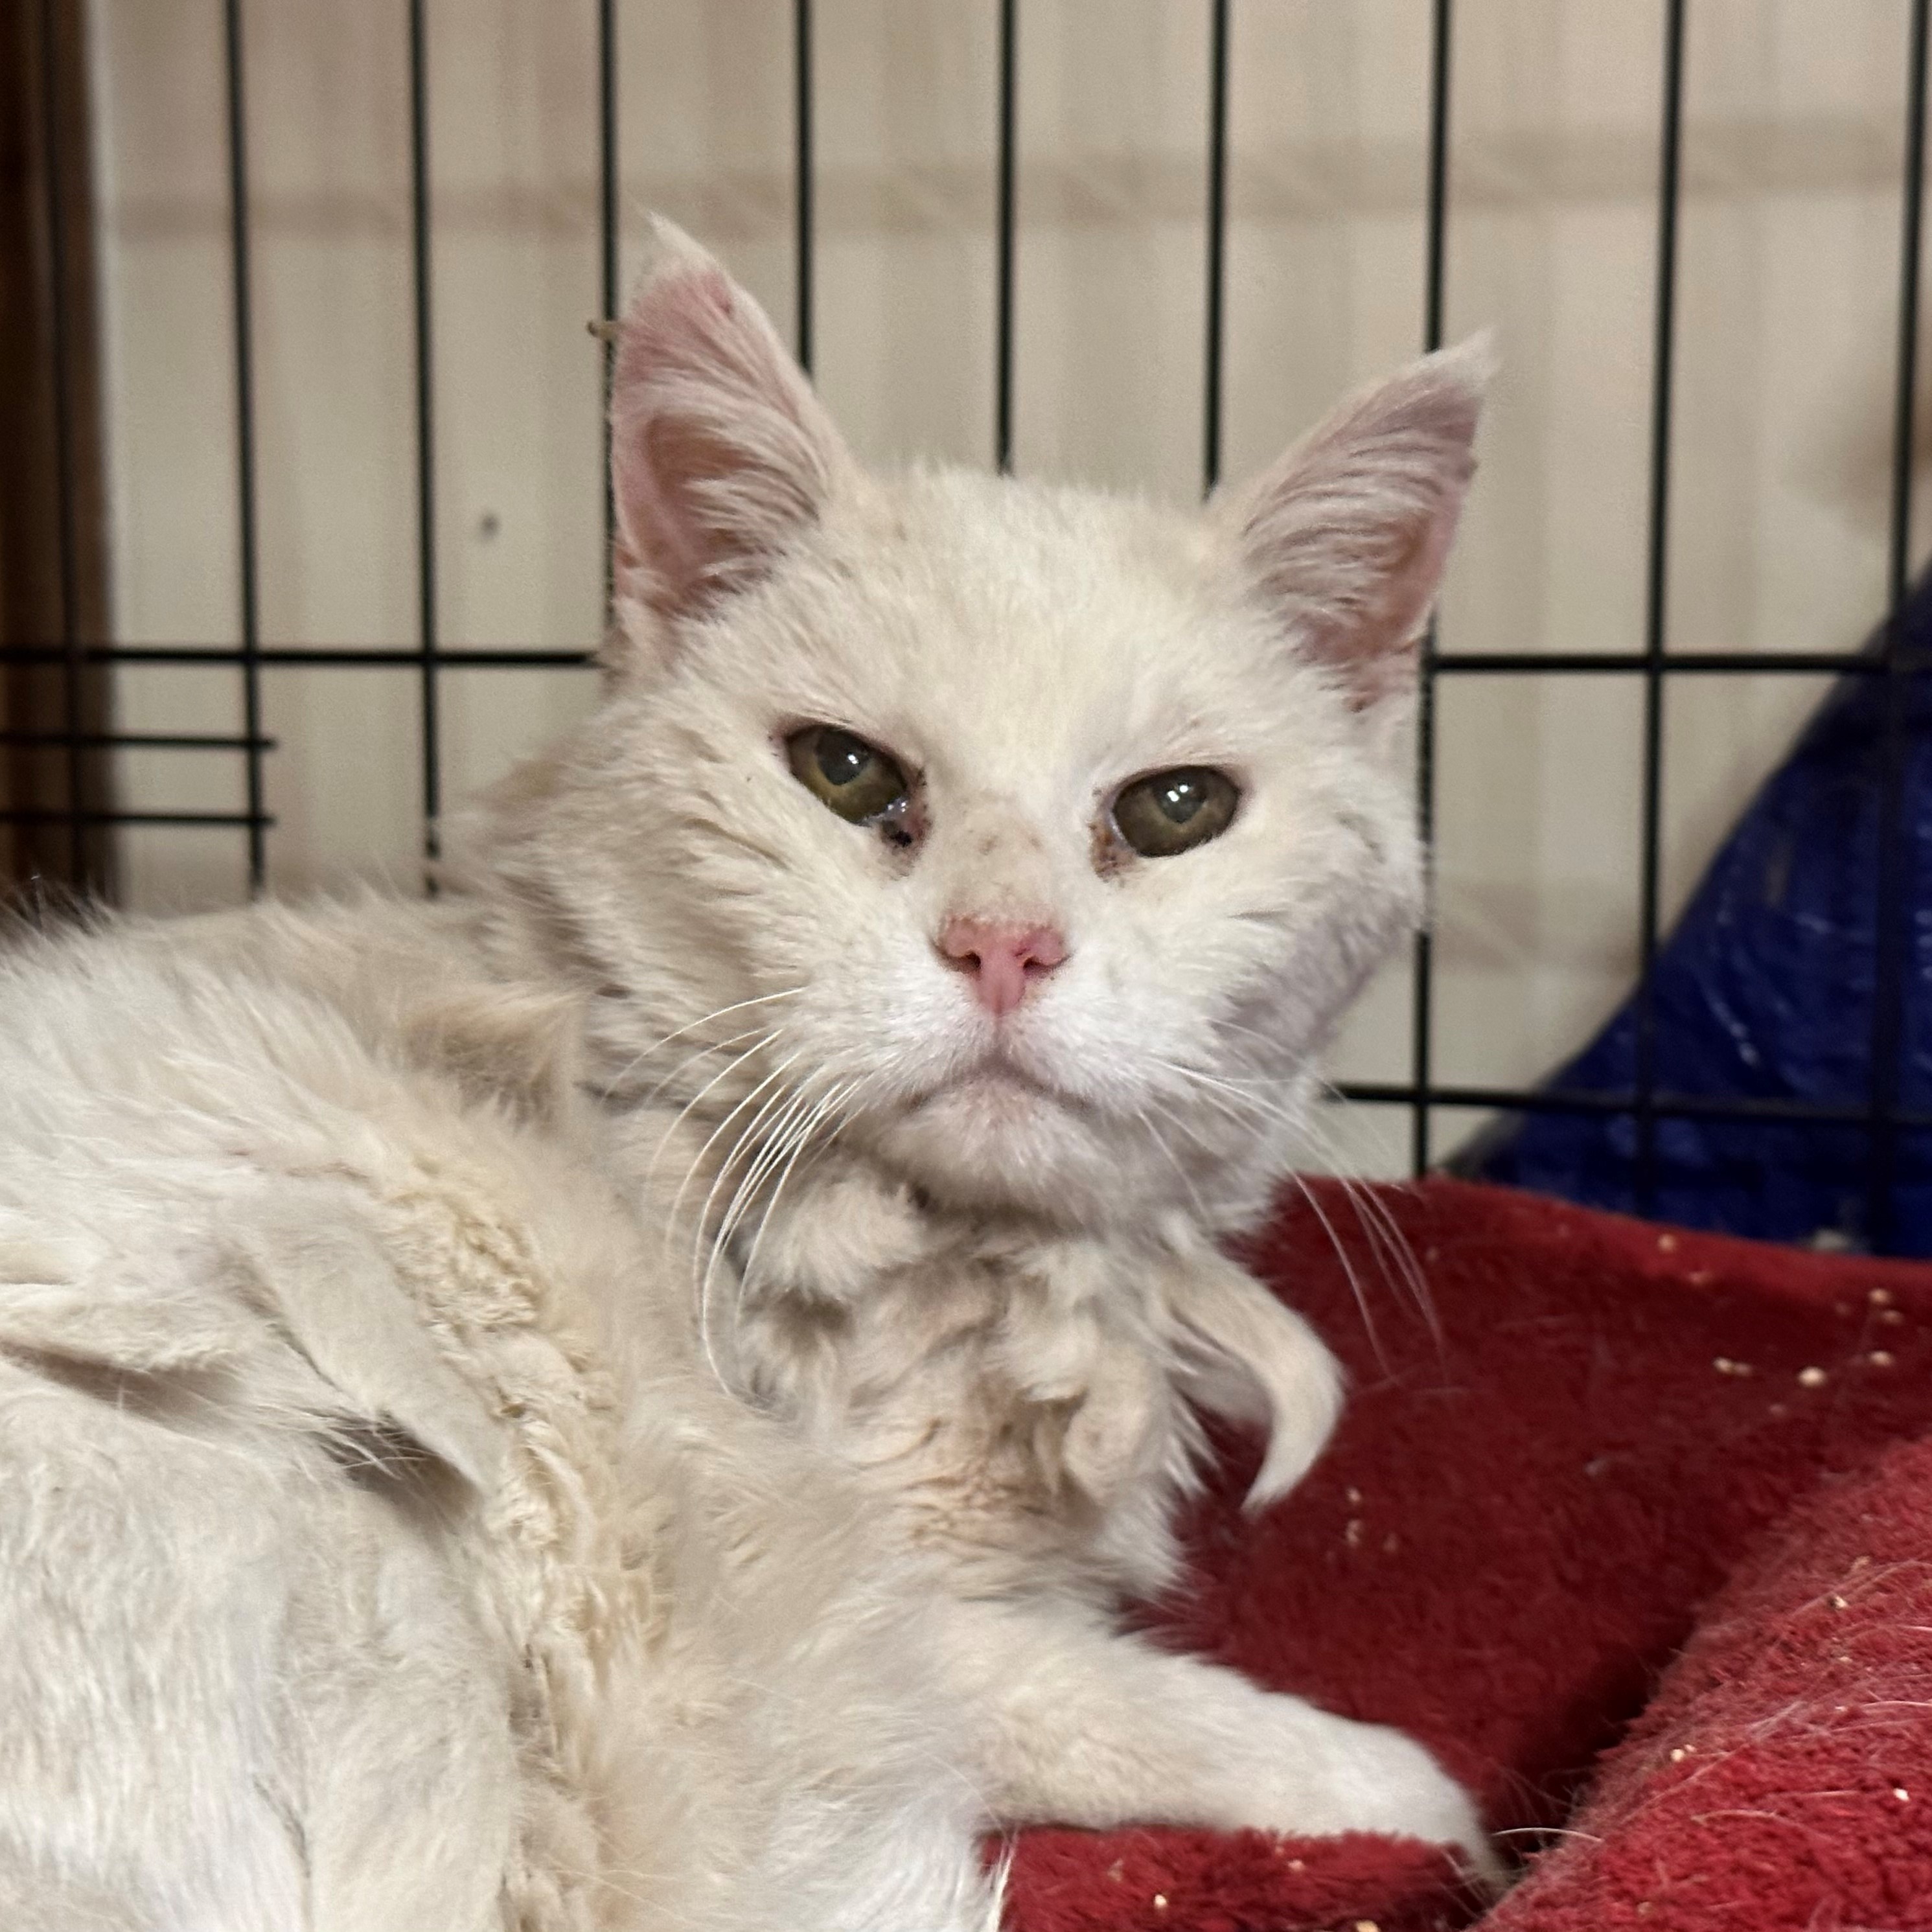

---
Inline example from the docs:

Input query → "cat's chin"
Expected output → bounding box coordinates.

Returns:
[927,1061,1056,1108]
[902,1064,1069,1142]
[871,1067,1161,1226]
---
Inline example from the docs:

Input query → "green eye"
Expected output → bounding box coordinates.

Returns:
[785,725,910,825]
[1110,766,1239,858]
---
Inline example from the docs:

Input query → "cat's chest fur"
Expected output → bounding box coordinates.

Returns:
[709,1162,1209,1600]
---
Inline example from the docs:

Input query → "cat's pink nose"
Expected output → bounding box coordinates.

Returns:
[937,917,1068,1018]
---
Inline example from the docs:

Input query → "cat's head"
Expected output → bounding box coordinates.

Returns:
[490,221,1488,1234]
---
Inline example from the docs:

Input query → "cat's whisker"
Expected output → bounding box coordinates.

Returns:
[1280,1121,1436,1348]
[733,1075,870,1309]
[1128,1096,1214,1225]
[1333,1174,1436,1339]
[698,1072,869,1391]
[673,1051,804,1267]
[783,1067,875,1175]
[1143,1063,1308,1230]
[1208,1013,1304,1060]
[1148,1056,1289,1145]
[702,1073,834,1317]
[628,1014,803,1200]
[689,1063,830,1384]
[643,1027,787,1189]
[1139,1076,1243,1173]
[597,986,806,1102]
[737,1070,867,1250]
[1157,1055,1291,1114]
[637,1021,777,1112]
[1289,1099,1440,1342]
[1298,1079,1439,1324]
[689,1068,809,1284]
[1150,1051,1438,1346]
[1339,1176,1438,1339]
[1148,1055,1396,1363]
[1282,1167,1388,1368]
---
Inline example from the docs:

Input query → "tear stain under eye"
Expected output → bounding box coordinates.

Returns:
[1089,812,1132,880]
[875,785,927,857]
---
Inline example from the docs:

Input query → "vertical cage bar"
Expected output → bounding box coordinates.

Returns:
[221,0,268,893]
[794,0,814,374]
[407,0,440,884]
[1201,0,1230,495]
[993,0,1018,473]
[1409,0,1452,1177]
[1869,0,1929,1253]
[1633,0,1687,1216]
[598,0,618,611]
[38,0,84,884]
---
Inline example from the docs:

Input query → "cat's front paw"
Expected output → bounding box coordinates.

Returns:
[1333,1726,1503,1897]
[1221,1707,1504,1898]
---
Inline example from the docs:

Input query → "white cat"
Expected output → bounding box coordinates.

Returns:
[0,221,1495,1927]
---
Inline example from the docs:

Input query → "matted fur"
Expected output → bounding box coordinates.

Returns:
[0,222,1494,1925]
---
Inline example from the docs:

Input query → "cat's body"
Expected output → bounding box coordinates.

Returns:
[0,901,995,1930]
[0,224,1495,1926]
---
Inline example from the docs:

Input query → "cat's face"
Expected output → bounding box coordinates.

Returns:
[500,223,1486,1233]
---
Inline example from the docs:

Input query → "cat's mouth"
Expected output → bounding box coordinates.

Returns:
[910,1048,1077,1119]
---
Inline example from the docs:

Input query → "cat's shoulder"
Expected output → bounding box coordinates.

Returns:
[1,890,585,1134]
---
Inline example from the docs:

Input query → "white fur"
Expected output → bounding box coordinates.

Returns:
[0,220,1495,1922]
[0,914,996,1929]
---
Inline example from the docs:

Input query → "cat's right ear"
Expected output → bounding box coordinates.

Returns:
[605,218,855,673]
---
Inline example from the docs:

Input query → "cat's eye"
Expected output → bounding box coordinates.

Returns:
[1110,766,1239,858]
[785,725,910,826]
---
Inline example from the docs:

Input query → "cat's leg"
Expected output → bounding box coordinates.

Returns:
[940,1595,1501,1892]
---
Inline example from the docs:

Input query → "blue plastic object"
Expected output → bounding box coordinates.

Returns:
[1469,577,1932,1254]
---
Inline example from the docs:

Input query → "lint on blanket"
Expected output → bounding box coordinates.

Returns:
[1002,1177,1932,1932]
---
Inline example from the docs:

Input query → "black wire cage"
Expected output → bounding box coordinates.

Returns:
[5,0,1931,1248]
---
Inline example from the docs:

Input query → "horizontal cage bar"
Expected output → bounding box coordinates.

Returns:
[1432,650,1920,675]
[0,645,592,669]
[1337,1081,1932,1133]
[6,647,1925,677]
[0,731,278,752]
[0,808,279,829]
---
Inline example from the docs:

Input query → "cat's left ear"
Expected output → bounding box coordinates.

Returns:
[606,217,856,671]
[1216,334,1494,711]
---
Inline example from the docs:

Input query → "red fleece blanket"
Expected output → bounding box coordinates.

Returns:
[1004,1179,1932,1932]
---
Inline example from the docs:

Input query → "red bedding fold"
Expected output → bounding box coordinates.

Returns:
[1005,1179,1932,1932]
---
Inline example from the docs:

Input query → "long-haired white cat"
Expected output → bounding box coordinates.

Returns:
[0,222,1495,1927]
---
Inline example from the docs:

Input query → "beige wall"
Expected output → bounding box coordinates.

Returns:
[87,0,1927,1169]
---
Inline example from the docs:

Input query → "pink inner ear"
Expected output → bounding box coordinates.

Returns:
[1334,505,1465,710]
[608,246,846,632]
[610,267,739,615]
[623,406,733,615]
